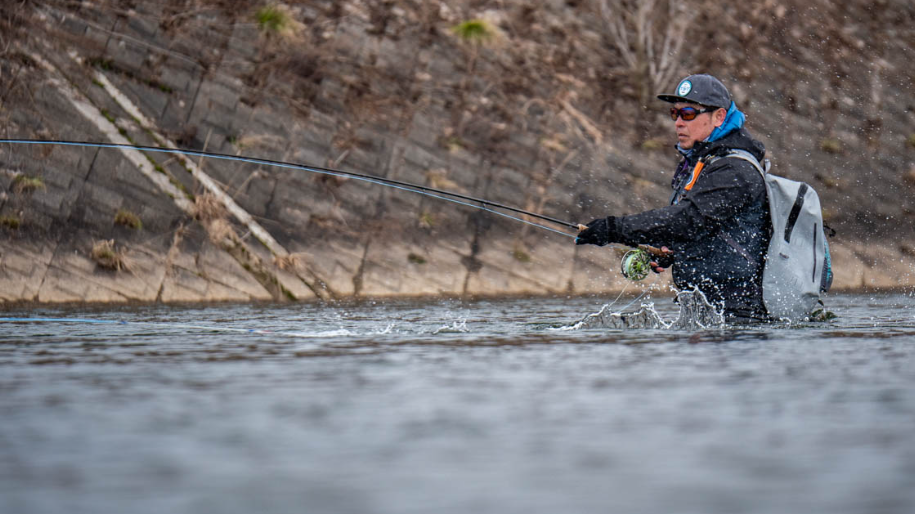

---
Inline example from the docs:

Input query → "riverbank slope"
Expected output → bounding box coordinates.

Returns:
[2,0,914,304]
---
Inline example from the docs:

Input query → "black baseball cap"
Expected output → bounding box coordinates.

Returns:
[657,74,731,110]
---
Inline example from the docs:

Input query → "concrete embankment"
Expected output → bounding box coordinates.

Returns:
[2,1,914,305]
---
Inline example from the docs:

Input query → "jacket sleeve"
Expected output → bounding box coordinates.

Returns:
[610,160,762,247]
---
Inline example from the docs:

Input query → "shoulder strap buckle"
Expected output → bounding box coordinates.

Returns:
[720,149,769,178]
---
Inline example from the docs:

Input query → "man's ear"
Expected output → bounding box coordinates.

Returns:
[713,108,727,128]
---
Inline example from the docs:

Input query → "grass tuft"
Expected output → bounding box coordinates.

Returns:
[255,5,286,32]
[641,139,666,151]
[426,170,461,191]
[255,4,302,40]
[0,215,21,229]
[540,136,567,153]
[512,247,531,263]
[91,240,131,271]
[451,19,496,44]
[408,253,427,265]
[206,218,235,244]
[114,209,142,230]
[274,254,300,271]
[819,138,842,154]
[12,175,45,194]
[100,108,115,124]
[192,193,226,222]
[418,212,435,229]
[441,136,465,153]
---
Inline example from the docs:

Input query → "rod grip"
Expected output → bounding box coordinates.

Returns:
[638,244,669,257]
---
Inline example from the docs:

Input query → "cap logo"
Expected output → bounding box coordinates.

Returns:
[678,80,692,96]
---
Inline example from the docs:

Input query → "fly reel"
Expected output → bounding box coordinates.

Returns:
[620,248,651,281]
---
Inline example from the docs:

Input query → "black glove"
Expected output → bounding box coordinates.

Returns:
[575,217,615,246]
[649,247,675,273]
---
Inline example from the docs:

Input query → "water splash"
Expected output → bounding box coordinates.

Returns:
[433,319,470,334]
[665,289,727,330]
[566,288,725,330]
[287,328,357,338]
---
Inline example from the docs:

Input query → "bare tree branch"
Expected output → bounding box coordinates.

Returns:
[599,0,696,106]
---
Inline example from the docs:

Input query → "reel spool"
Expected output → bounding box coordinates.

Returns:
[620,248,650,281]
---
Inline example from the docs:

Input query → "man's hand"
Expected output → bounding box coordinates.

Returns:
[575,217,614,246]
[649,246,674,273]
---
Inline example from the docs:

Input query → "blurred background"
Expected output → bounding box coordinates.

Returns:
[2,0,914,303]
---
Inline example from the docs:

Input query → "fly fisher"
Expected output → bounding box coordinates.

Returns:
[576,74,832,322]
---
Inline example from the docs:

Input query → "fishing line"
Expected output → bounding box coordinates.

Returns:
[0,143,665,332]
[0,139,667,290]
[0,139,578,238]
[617,289,649,313]
[602,270,656,315]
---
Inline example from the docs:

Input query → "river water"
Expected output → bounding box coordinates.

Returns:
[2,292,915,514]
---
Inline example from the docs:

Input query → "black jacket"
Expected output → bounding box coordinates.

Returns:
[610,128,771,319]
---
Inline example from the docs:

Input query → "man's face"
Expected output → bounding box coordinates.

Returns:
[672,102,724,149]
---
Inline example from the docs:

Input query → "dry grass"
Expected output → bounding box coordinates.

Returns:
[192,193,226,222]
[91,240,131,271]
[194,192,235,245]
[233,133,285,151]
[425,169,462,191]
[539,135,568,153]
[206,218,235,244]
[273,254,300,271]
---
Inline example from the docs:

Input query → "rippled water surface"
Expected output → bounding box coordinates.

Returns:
[2,293,915,514]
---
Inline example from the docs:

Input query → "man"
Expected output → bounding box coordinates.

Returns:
[576,74,770,321]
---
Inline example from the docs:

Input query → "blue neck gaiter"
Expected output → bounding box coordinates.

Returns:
[706,101,745,143]
[675,101,746,160]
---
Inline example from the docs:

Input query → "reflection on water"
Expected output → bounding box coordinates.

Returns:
[2,293,915,514]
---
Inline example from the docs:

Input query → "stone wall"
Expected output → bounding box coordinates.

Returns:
[1,0,914,305]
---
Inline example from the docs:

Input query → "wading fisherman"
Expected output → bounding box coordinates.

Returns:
[576,74,771,321]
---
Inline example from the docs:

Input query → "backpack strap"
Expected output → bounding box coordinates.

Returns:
[712,149,769,179]
[672,150,768,204]
[707,149,771,264]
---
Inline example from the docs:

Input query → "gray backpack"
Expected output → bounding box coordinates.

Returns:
[722,150,831,321]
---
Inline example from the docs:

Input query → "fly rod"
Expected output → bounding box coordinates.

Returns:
[0,139,580,235]
[0,138,664,279]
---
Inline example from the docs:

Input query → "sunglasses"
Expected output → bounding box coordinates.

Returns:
[669,106,716,121]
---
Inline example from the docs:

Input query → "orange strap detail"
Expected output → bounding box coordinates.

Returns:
[684,160,705,191]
